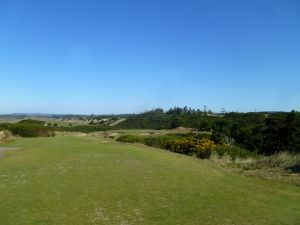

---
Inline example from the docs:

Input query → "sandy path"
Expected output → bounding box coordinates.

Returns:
[0,147,22,158]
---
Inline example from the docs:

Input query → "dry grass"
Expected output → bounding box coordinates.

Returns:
[253,152,300,171]
[0,131,14,143]
[207,152,300,186]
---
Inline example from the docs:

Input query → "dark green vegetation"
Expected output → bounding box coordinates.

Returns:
[0,135,299,225]
[116,107,300,155]
[0,120,55,137]
[1,108,300,164]
[0,120,108,137]
[57,124,108,133]
[213,145,254,160]
[116,133,258,162]
[1,107,299,156]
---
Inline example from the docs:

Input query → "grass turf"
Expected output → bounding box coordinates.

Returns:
[0,135,299,225]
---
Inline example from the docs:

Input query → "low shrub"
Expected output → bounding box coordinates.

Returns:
[0,123,9,131]
[8,124,55,137]
[195,132,212,140]
[254,152,300,171]
[144,135,178,148]
[145,136,215,159]
[58,125,108,133]
[213,145,254,160]
[116,135,144,143]
[118,134,216,159]
[162,139,195,154]
[192,139,216,159]
[18,119,45,125]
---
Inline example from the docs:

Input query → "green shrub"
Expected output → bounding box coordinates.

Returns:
[118,134,216,159]
[18,119,45,125]
[116,135,144,143]
[144,135,178,148]
[58,125,108,133]
[162,139,195,154]
[213,145,253,160]
[8,124,55,137]
[195,132,212,140]
[0,123,9,131]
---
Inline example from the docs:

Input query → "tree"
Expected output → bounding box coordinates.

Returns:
[283,111,300,153]
[170,116,180,129]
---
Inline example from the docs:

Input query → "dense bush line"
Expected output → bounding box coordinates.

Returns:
[116,109,173,129]
[116,135,144,143]
[58,124,108,133]
[1,107,299,156]
[0,120,109,137]
[116,107,300,155]
[0,119,108,137]
[116,132,257,160]
[8,124,55,137]
[17,119,46,125]
[0,120,54,137]
[117,134,217,159]
[213,145,255,160]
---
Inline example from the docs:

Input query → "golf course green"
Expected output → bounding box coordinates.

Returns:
[0,134,299,225]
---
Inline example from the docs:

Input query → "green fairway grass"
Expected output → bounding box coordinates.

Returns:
[0,135,299,225]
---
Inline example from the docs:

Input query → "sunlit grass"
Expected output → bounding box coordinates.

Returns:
[0,135,299,225]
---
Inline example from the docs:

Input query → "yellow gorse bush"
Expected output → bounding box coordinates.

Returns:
[118,134,216,159]
[162,138,215,158]
[192,139,216,158]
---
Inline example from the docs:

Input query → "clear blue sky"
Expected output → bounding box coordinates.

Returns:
[0,0,299,114]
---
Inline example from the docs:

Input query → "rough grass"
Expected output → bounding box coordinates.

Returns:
[209,152,300,185]
[253,152,300,171]
[0,135,299,225]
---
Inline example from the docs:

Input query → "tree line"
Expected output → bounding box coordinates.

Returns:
[1,107,299,155]
[116,107,300,155]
